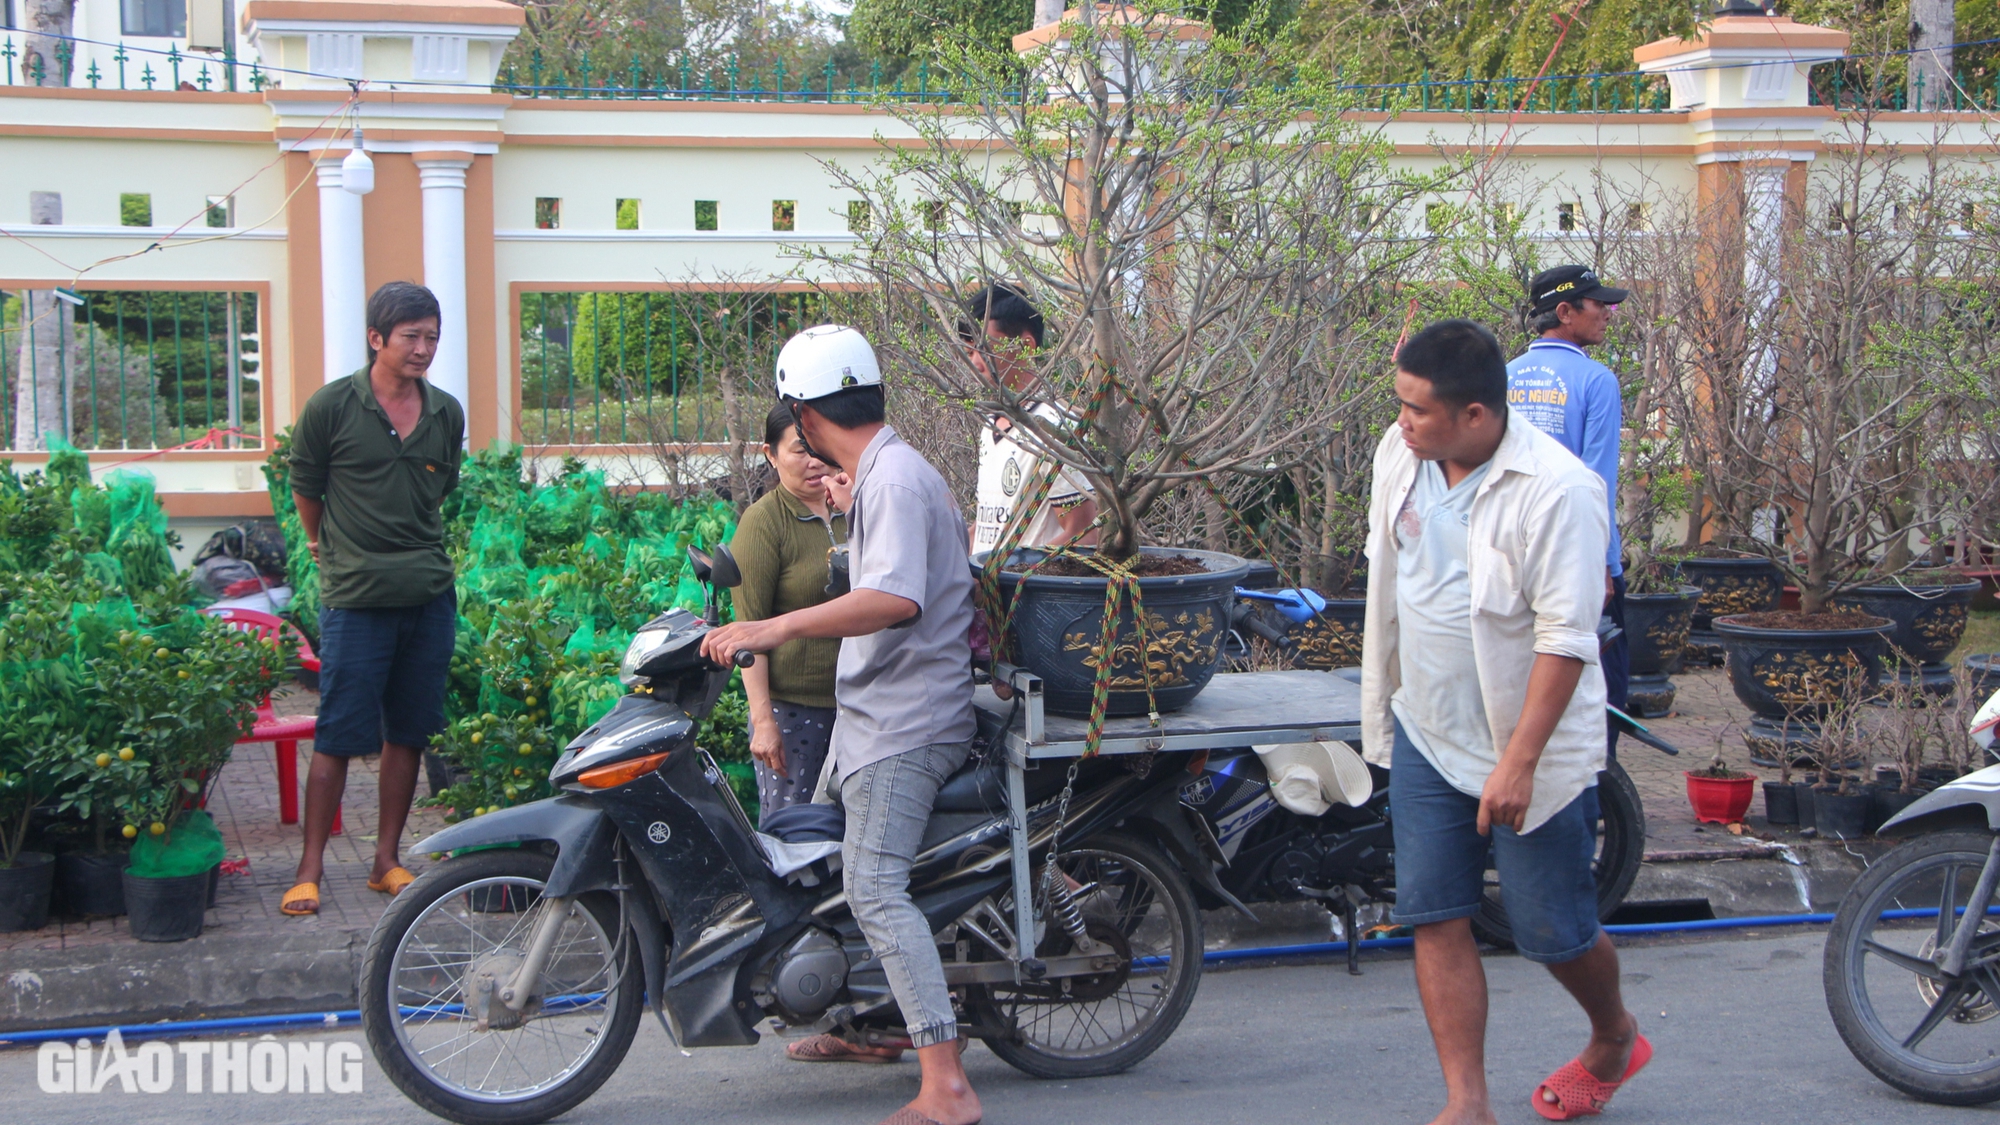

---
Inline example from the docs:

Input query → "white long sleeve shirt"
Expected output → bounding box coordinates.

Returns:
[1360,409,1610,834]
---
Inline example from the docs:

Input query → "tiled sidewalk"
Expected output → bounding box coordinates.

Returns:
[0,685,449,955]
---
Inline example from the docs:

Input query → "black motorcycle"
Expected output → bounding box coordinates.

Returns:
[1203,593,1671,958]
[360,547,1217,1125]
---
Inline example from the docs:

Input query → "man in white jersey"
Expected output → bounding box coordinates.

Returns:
[962,284,1097,554]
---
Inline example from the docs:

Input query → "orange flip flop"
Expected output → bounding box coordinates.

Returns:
[1533,1032,1652,1120]
[280,882,320,916]
[367,867,416,896]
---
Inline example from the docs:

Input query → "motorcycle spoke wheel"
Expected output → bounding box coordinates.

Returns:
[389,876,621,1099]
[969,833,1202,1079]
[362,850,642,1125]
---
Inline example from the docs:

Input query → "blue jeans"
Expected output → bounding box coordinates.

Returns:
[1388,718,1602,964]
[838,740,972,1048]
[315,590,456,757]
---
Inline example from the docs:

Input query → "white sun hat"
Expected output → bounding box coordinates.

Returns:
[1252,740,1376,817]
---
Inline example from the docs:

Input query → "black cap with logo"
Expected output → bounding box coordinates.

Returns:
[1528,265,1629,316]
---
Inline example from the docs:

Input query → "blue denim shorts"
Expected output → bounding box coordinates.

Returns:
[315,590,456,757]
[1388,718,1602,964]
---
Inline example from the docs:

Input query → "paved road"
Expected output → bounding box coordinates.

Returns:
[6,930,1995,1124]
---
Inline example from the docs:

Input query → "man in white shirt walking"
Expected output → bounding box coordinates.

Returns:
[1360,320,1650,1123]
[962,284,1097,554]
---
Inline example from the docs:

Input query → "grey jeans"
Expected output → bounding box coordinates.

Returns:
[838,740,972,1049]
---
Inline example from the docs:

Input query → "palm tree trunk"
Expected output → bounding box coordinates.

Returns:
[24,0,76,87]
[13,290,74,451]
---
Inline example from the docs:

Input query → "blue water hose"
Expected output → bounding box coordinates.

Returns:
[4,907,1986,1047]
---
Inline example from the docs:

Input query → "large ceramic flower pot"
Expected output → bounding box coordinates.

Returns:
[1833,579,1982,694]
[1712,613,1891,723]
[1289,593,1367,671]
[1678,556,1784,666]
[1624,586,1701,717]
[1966,653,2000,701]
[981,546,1252,718]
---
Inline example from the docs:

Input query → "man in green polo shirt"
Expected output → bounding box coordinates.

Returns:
[282,281,464,916]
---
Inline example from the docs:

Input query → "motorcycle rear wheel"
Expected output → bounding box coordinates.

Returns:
[967,832,1203,1080]
[1469,761,1645,950]
[361,850,643,1125]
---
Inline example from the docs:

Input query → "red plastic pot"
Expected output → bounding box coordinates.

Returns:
[1686,771,1756,824]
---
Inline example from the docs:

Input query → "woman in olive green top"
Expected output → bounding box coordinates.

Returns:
[729,403,848,824]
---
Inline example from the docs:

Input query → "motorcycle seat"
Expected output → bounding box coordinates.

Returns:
[932,751,1009,813]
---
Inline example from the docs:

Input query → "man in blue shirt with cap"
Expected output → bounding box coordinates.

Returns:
[1507,265,1630,722]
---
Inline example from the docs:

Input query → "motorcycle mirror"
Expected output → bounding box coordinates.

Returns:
[708,543,743,589]
[687,546,715,584]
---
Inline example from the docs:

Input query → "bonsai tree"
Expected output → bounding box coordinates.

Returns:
[820,2,1441,563]
[1663,106,1999,613]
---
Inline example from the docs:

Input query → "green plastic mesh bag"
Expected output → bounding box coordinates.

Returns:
[127,809,225,878]
[104,470,176,592]
[70,596,139,660]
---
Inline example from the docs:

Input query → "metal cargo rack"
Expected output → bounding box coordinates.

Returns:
[973,666,1365,980]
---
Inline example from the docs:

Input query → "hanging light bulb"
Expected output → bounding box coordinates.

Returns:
[342,127,375,196]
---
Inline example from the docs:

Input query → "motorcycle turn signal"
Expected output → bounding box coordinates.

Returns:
[578,750,672,789]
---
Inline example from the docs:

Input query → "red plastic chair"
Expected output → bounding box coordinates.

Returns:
[202,607,339,834]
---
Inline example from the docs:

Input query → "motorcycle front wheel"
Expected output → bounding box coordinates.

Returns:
[1470,761,1645,950]
[966,832,1203,1080]
[360,849,643,1125]
[1825,830,2000,1105]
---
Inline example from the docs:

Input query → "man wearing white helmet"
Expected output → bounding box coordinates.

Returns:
[702,325,983,1125]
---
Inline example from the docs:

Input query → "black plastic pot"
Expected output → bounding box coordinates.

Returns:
[1679,556,1785,665]
[1712,613,1891,722]
[980,546,1252,718]
[1813,785,1873,840]
[0,852,55,932]
[1624,586,1701,717]
[1291,593,1368,671]
[1870,785,1925,833]
[123,869,210,942]
[1834,579,1982,694]
[1795,781,1818,829]
[1763,781,1800,826]
[56,850,128,917]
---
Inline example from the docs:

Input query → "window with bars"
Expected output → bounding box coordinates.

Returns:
[1,289,261,452]
[515,290,866,446]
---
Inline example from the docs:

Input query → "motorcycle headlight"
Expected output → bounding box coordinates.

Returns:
[620,627,673,685]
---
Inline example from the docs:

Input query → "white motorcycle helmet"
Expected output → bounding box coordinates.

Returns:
[774,325,882,402]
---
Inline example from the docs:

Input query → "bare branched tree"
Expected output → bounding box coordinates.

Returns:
[1657,100,2000,613]
[814,1,1445,562]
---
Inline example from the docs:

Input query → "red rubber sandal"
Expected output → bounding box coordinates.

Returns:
[1532,1032,1652,1120]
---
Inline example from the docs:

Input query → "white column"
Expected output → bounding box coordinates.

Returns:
[416,156,473,413]
[317,158,368,382]
[1741,160,1788,397]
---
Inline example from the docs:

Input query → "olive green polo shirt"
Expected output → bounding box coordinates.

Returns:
[727,484,847,709]
[289,369,464,609]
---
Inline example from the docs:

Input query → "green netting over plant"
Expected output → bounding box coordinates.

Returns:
[0,455,283,866]
[265,438,753,822]
[127,808,225,878]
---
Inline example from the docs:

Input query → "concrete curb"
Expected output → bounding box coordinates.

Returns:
[1,928,364,1033]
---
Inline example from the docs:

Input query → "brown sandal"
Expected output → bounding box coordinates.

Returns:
[785,1033,903,1064]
